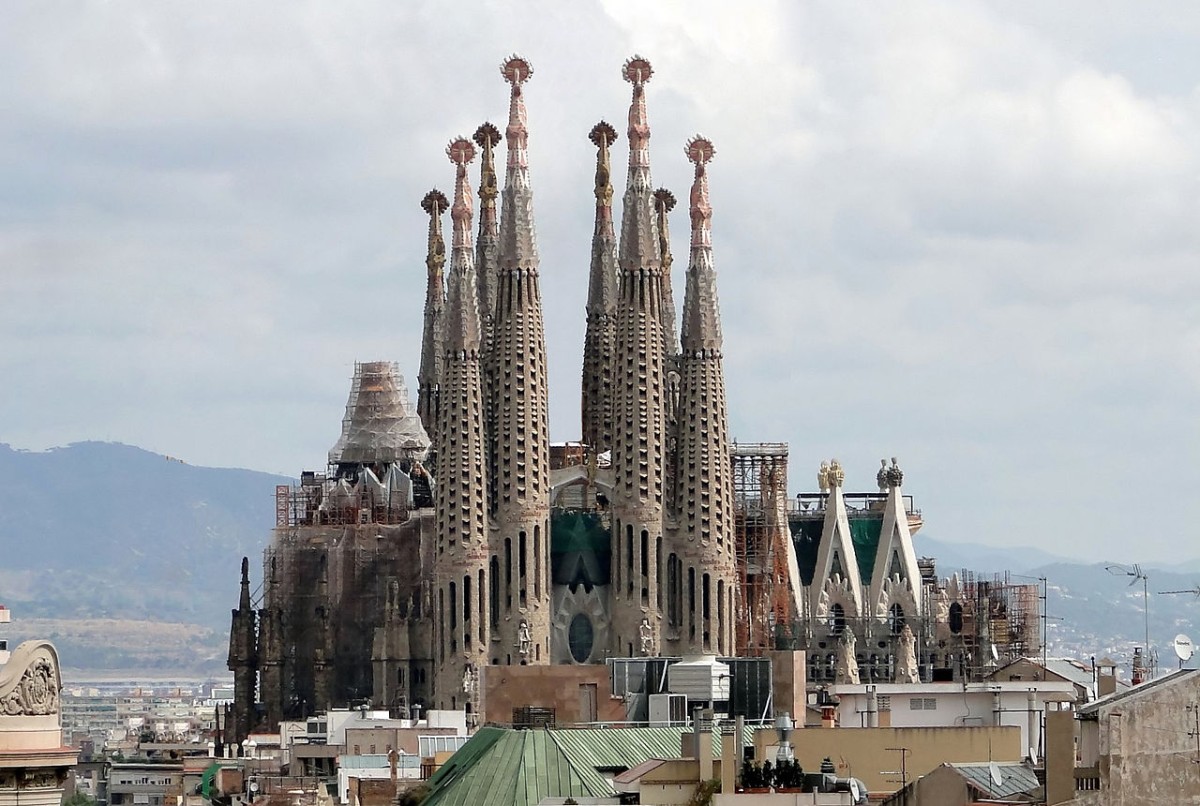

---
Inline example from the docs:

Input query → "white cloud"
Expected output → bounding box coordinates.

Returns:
[1,0,1197,561]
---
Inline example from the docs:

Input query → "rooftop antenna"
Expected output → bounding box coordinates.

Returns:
[1106,563,1153,680]
[1159,585,1200,599]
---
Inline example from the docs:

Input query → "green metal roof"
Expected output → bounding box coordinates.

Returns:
[423,725,751,806]
[423,727,589,806]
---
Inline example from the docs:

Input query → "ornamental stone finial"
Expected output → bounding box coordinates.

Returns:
[501,55,533,170]
[473,122,502,203]
[446,137,477,250]
[885,457,904,488]
[685,135,715,249]
[421,188,450,266]
[818,461,831,492]
[622,54,653,86]
[828,458,845,489]
[876,459,888,492]
[590,121,618,206]
[623,56,653,172]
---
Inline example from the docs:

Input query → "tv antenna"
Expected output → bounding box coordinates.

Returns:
[1106,564,1154,679]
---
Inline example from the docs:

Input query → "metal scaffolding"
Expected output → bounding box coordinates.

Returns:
[731,442,797,655]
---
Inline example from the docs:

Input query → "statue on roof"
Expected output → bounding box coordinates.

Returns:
[885,457,904,489]
[818,462,831,492]
[828,459,845,489]
[876,459,888,492]
[834,628,859,685]
[896,624,919,683]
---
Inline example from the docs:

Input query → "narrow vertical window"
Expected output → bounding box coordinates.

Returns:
[717,579,725,654]
[626,525,634,596]
[463,575,472,647]
[655,535,663,612]
[533,524,542,600]
[505,538,513,610]
[490,556,500,627]
[640,530,649,606]
[519,530,528,608]
[688,567,696,641]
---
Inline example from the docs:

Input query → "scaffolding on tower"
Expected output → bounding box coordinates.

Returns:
[731,443,802,655]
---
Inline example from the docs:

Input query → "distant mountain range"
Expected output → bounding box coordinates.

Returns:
[1,442,1196,675]
[0,442,288,674]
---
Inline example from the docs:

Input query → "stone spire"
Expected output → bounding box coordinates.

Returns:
[227,556,257,744]
[489,55,551,665]
[680,137,722,352]
[673,136,737,655]
[498,56,538,267]
[581,120,620,453]
[433,137,492,706]
[417,190,448,440]
[609,55,667,657]
[473,122,502,352]
[258,555,284,729]
[654,188,678,358]
[474,122,503,521]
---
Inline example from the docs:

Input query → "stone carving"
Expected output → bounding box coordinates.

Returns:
[639,617,654,656]
[896,624,919,683]
[1,655,58,716]
[834,629,859,685]
[885,457,904,488]
[827,459,845,489]
[517,619,532,658]
[876,459,888,492]
[818,462,831,492]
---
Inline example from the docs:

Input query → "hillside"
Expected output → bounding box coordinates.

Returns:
[0,442,287,672]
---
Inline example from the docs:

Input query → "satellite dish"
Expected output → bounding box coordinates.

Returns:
[989,761,1002,787]
[1173,634,1194,662]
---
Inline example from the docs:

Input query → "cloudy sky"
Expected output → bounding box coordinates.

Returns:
[2,1,1198,564]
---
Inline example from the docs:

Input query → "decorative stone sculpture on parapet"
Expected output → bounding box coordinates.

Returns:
[828,459,845,489]
[818,462,831,492]
[834,629,860,685]
[896,624,919,683]
[885,457,904,488]
[876,459,888,492]
[0,642,59,717]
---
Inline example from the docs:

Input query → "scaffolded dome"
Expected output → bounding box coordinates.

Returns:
[328,361,431,466]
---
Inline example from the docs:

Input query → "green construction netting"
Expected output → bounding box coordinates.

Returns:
[789,515,884,586]
[550,508,611,587]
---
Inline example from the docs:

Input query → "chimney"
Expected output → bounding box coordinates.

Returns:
[695,708,713,782]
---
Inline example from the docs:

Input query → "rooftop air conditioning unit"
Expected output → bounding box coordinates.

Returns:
[648,693,688,727]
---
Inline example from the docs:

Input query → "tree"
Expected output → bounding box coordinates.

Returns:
[62,792,97,806]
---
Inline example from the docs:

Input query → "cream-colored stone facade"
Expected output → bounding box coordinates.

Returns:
[0,641,76,806]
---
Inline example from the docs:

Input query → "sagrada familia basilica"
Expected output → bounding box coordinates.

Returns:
[226,55,1039,742]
